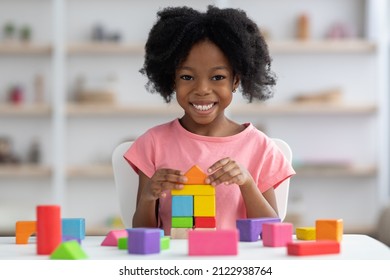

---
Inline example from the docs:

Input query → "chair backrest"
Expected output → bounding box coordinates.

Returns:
[112,138,292,228]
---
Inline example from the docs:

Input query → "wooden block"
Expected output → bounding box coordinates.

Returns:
[184,165,207,185]
[287,241,341,256]
[118,237,128,250]
[188,229,238,256]
[161,236,170,250]
[296,227,316,240]
[171,184,215,196]
[50,240,88,260]
[36,205,62,255]
[15,221,36,244]
[101,229,127,246]
[172,217,193,228]
[236,217,281,242]
[194,195,215,217]
[316,219,343,242]
[170,228,192,239]
[172,196,193,217]
[194,217,216,228]
[127,228,161,254]
[62,218,85,240]
[262,223,293,247]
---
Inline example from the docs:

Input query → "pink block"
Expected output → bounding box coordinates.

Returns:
[188,229,238,256]
[101,229,127,246]
[262,223,293,247]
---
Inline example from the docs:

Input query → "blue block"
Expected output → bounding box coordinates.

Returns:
[172,195,193,217]
[236,218,280,242]
[62,218,85,240]
[127,228,161,254]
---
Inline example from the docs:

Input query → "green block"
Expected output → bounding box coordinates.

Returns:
[118,237,127,250]
[172,217,193,228]
[160,236,170,250]
[50,240,88,260]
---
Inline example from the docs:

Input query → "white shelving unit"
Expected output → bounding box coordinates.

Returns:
[0,0,388,235]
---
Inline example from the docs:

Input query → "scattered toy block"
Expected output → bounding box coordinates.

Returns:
[188,229,238,256]
[37,205,62,255]
[236,217,281,242]
[262,222,293,247]
[194,217,216,228]
[287,241,341,256]
[62,236,81,244]
[161,236,170,250]
[15,221,36,244]
[118,237,127,250]
[172,196,193,217]
[184,165,207,185]
[171,184,215,196]
[316,219,343,242]
[172,217,193,228]
[194,195,215,217]
[101,229,127,246]
[296,227,316,240]
[62,218,85,240]
[50,240,88,260]
[170,228,192,239]
[127,228,161,254]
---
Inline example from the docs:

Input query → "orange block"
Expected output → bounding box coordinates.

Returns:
[184,165,207,185]
[15,221,36,244]
[316,219,343,242]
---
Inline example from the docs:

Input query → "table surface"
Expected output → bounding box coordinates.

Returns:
[1,234,389,260]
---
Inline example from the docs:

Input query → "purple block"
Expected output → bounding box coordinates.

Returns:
[236,218,280,242]
[127,228,161,254]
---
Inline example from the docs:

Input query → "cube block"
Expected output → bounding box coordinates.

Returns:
[262,222,293,247]
[62,218,85,240]
[170,227,192,239]
[172,217,193,228]
[172,196,193,217]
[316,219,343,242]
[194,217,216,228]
[127,228,161,254]
[296,227,316,240]
[236,217,281,242]
[194,195,215,217]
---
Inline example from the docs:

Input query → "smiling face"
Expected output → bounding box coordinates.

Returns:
[175,40,240,135]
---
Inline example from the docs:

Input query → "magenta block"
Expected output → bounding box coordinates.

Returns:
[188,229,238,256]
[127,228,161,254]
[236,217,280,242]
[262,222,293,247]
[101,229,127,246]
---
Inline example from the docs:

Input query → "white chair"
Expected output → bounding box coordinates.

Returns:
[112,138,292,228]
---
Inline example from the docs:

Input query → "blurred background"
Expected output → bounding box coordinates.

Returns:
[0,0,389,245]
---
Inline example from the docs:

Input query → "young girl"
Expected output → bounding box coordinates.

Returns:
[124,6,295,235]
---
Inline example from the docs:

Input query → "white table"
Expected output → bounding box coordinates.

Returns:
[1,234,389,260]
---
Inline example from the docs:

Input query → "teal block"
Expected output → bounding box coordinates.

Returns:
[62,218,85,240]
[172,196,193,217]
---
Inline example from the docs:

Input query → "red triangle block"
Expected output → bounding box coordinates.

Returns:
[101,229,127,246]
[185,165,207,185]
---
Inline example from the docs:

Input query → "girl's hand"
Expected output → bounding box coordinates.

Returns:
[205,157,252,187]
[142,168,187,200]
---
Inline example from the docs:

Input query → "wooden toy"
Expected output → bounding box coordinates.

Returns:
[262,222,293,247]
[101,229,127,246]
[171,184,215,196]
[194,195,215,217]
[170,228,192,239]
[172,217,193,228]
[62,218,85,240]
[15,221,36,244]
[194,217,216,228]
[161,236,170,250]
[184,165,207,184]
[50,240,88,260]
[36,205,62,255]
[296,227,316,240]
[316,219,343,242]
[287,241,341,256]
[127,228,161,254]
[118,237,127,250]
[236,217,281,242]
[188,229,238,256]
[172,196,193,217]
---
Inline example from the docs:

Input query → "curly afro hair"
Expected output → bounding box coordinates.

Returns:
[140,5,276,103]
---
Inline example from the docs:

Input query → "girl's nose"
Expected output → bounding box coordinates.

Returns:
[194,79,211,95]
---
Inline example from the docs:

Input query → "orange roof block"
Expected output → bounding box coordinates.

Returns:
[184,165,207,185]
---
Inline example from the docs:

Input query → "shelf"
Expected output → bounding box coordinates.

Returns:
[67,103,183,117]
[293,164,377,177]
[67,42,144,54]
[231,103,377,116]
[0,164,51,178]
[0,43,52,55]
[268,39,376,54]
[0,104,51,117]
[67,164,113,178]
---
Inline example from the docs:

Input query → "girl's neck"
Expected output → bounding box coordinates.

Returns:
[178,115,245,137]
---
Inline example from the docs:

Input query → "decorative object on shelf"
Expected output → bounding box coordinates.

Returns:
[8,85,24,104]
[19,25,32,42]
[292,87,343,104]
[0,137,20,164]
[3,22,16,42]
[27,138,41,164]
[34,74,44,103]
[91,23,122,42]
[297,13,310,40]
[326,22,354,39]
[75,74,118,104]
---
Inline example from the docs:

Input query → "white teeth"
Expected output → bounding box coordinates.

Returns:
[192,103,214,111]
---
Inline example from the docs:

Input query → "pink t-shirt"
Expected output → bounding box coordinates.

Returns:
[124,119,295,235]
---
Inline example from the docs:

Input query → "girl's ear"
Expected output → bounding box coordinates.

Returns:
[233,75,240,91]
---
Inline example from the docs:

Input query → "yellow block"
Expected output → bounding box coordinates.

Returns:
[316,219,343,242]
[296,227,316,240]
[194,195,215,217]
[171,184,215,196]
